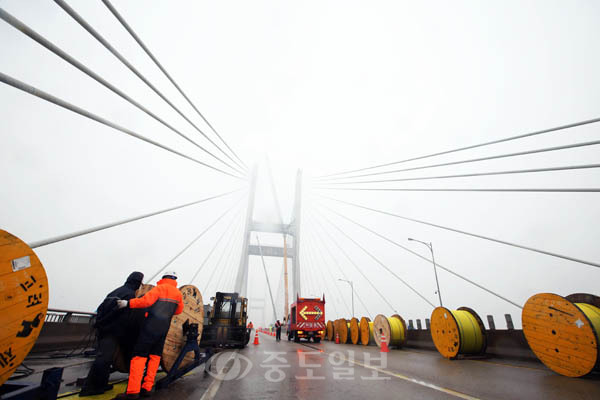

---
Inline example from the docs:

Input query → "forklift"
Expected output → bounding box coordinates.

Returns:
[200,292,251,348]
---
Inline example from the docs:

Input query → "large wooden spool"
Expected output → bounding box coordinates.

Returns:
[326,320,334,341]
[335,319,350,344]
[0,230,49,386]
[359,317,374,346]
[522,292,600,377]
[161,285,204,372]
[373,314,406,348]
[430,306,486,359]
[349,317,360,344]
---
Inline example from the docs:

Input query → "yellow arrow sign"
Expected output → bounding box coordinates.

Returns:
[299,305,323,320]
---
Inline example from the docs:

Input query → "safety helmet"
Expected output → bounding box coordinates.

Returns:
[162,271,178,280]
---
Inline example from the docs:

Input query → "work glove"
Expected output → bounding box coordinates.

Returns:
[116,300,128,309]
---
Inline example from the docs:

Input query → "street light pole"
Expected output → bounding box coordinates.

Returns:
[338,279,354,318]
[408,238,443,307]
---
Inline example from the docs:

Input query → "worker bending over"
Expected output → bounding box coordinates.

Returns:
[113,271,183,399]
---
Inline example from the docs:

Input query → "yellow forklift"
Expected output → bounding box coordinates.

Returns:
[200,292,250,348]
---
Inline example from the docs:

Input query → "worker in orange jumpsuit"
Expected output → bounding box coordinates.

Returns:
[113,271,183,399]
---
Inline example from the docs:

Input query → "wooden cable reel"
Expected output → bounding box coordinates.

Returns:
[335,319,350,344]
[349,317,360,345]
[161,285,204,372]
[522,292,600,377]
[430,306,486,359]
[359,317,374,346]
[326,320,334,341]
[0,230,49,386]
[373,314,406,348]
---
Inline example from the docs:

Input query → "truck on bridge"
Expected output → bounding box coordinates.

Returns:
[287,295,325,342]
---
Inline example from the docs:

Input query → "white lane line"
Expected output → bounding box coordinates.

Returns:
[199,351,238,400]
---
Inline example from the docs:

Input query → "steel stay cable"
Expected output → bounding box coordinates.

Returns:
[314,208,436,308]
[101,0,247,170]
[305,230,362,318]
[300,236,320,296]
[27,188,241,249]
[318,116,600,179]
[0,8,243,177]
[320,195,600,270]
[212,218,245,293]
[324,163,600,186]
[146,196,245,283]
[0,72,241,179]
[187,206,244,286]
[318,202,523,309]
[53,0,246,173]
[225,222,247,291]
[256,235,280,321]
[318,187,600,193]
[304,219,372,318]
[308,211,394,315]
[319,139,600,182]
[202,214,243,293]
[303,240,342,319]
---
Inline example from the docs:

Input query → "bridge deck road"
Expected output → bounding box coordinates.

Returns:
[200,332,600,400]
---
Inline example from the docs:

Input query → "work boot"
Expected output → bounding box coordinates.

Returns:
[104,384,114,391]
[112,393,139,400]
[79,387,105,397]
[140,388,152,398]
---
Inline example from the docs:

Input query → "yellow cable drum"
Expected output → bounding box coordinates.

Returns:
[0,230,49,386]
[335,318,351,344]
[326,320,334,341]
[430,306,486,359]
[373,314,406,348]
[359,317,374,346]
[522,292,600,377]
[349,317,360,344]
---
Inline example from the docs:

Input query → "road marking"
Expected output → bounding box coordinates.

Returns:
[300,343,479,400]
[199,351,238,400]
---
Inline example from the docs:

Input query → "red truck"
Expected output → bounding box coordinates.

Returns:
[287,295,325,343]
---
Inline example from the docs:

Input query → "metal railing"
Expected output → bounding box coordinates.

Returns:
[45,308,96,324]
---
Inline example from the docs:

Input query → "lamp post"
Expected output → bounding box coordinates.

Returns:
[408,238,443,307]
[338,278,354,318]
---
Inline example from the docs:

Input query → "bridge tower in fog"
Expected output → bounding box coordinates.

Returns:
[233,167,303,318]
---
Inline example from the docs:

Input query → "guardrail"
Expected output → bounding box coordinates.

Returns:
[45,308,96,324]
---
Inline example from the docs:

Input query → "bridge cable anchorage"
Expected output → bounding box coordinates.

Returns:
[145,196,245,283]
[201,215,243,293]
[317,116,600,179]
[100,0,247,171]
[318,202,523,310]
[323,163,600,186]
[318,187,600,193]
[27,189,242,249]
[318,139,600,182]
[304,219,372,318]
[314,208,436,308]
[256,235,279,321]
[311,212,398,317]
[0,72,242,180]
[190,205,243,285]
[319,195,600,270]
[0,8,244,177]
[52,0,247,173]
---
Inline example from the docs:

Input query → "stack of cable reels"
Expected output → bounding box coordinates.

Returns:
[359,317,374,346]
[430,306,486,359]
[113,283,156,372]
[522,292,600,377]
[0,230,49,386]
[349,317,360,345]
[337,318,350,344]
[161,285,204,372]
[373,314,406,349]
[326,320,334,341]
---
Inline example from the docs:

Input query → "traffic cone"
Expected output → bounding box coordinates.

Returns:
[253,331,260,345]
[335,332,340,344]
[380,333,389,353]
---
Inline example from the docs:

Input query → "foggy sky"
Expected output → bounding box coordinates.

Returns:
[1,0,599,328]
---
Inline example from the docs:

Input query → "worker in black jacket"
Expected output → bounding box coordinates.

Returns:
[80,271,144,397]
